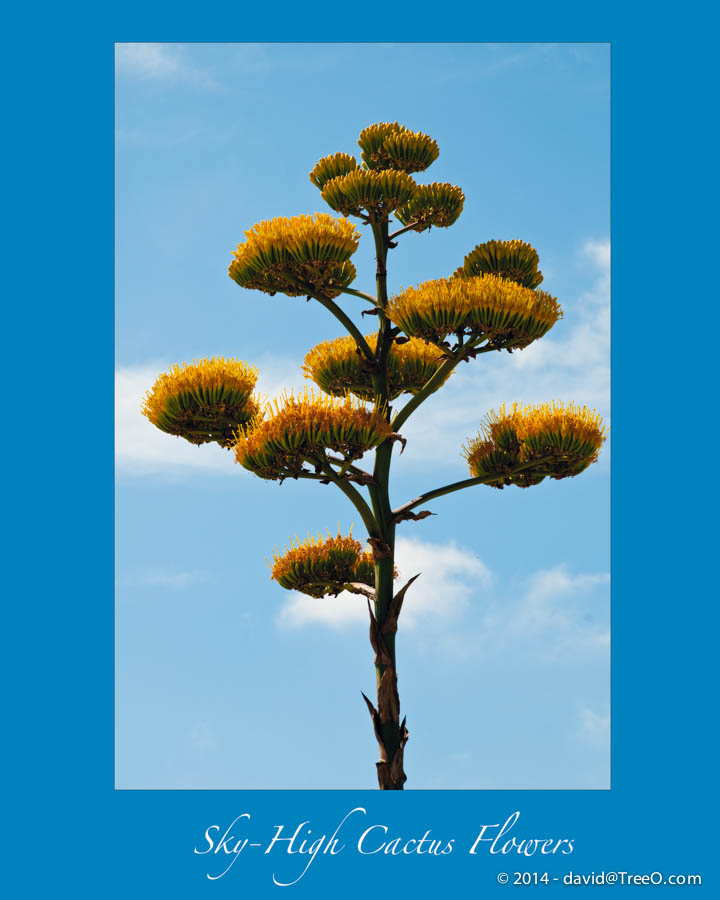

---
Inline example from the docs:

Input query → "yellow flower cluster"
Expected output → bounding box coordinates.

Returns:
[142,358,259,448]
[321,169,417,221]
[463,401,607,486]
[234,388,393,480]
[456,239,544,289]
[395,183,465,231]
[358,122,439,172]
[309,152,359,190]
[228,213,360,299]
[271,531,376,598]
[303,332,449,401]
[386,274,562,349]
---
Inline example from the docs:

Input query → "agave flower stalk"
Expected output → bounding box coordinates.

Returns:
[143,121,606,790]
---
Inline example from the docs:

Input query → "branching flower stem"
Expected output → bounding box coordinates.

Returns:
[339,286,379,305]
[310,292,376,362]
[391,336,518,432]
[325,456,374,479]
[388,222,421,241]
[391,461,544,521]
[318,459,381,539]
[289,224,541,789]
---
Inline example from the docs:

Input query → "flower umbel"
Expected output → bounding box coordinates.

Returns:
[142,358,259,448]
[395,183,465,231]
[303,332,451,401]
[234,388,393,480]
[321,169,417,222]
[228,213,360,299]
[463,401,607,487]
[358,122,439,173]
[386,274,562,350]
[455,239,544,289]
[271,531,377,598]
[309,152,359,190]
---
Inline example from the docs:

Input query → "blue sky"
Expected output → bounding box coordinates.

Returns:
[115,42,610,789]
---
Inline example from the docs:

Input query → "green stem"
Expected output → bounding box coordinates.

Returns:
[363,220,408,789]
[388,221,420,240]
[390,338,483,432]
[311,293,375,362]
[391,337,515,432]
[391,460,543,519]
[277,271,375,361]
[319,460,380,538]
[339,286,379,305]
[325,456,373,479]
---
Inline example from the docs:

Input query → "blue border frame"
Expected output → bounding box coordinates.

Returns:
[10,8,715,896]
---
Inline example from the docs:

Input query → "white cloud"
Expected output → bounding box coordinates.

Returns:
[275,590,368,630]
[115,355,306,477]
[477,564,610,662]
[576,704,610,747]
[397,240,610,471]
[253,353,308,403]
[115,364,234,476]
[141,570,206,589]
[583,239,611,271]
[120,568,209,589]
[115,43,220,89]
[274,550,607,662]
[511,566,610,635]
[275,544,608,664]
[275,536,491,630]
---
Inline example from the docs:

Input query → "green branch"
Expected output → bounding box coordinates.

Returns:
[319,459,381,538]
[391,461,544,521]
[339,286,379,305]
[391,337,517,432]
[388,222,420,241]
[310,293,376,362]
[390,338,483,432]
[279,271,374,362]
[325,456,374,479]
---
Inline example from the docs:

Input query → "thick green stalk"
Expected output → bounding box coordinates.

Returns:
[365,220,407,789]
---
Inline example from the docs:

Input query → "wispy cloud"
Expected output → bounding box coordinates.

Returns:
[576,704,610,748]
[275,536,491,630]
[123,569,209,589]
[480,565,610,662]
[115,43,220,90]
[275,537,608,665]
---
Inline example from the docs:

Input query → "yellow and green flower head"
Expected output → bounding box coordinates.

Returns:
[142,357,260,448]
[386,274,562,349]
[234,388,393,480]
[455,239,544,289]
[395,183,465,231]
[321,169,417,221]
[463,401,607,487]
[358,122,439,173]
[228,213,360,299]
[271,531,377,598]
[303,332,450,401]
[309,152,359,190]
